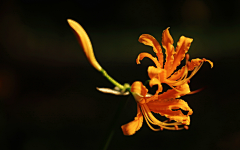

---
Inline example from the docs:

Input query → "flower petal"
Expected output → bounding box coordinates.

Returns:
[148,66,162,93]
[121,105,143,136]
[148,66,161,79]
[167,66,187,81]
[138,34,163,67]
[162,28,175,74]
[158,83,191,100]
[147,98,193,124]
[131,81,148,102]
[188,58,213,71]
[147,66,168,94]
[144,83,190,104]
[131,81,148,96]
[149,78,162,94]
[136,52,161,68]
[167,36,193,77]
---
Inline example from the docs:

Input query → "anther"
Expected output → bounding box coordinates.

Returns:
[175,125,179,130]
[186,54,190,60]
[184,126,189,130]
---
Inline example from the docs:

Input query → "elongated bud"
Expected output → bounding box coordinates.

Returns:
[67,19,102,71]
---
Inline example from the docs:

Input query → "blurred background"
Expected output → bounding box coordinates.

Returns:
[0,0,239,149]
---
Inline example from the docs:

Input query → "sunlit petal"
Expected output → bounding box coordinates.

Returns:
[188,58,213,71]
[136,52,161,68]
[131,81,148,96]
[167,66,187,81]
[131,81,148,103]
[147,98,192,124]
[167,36,193,77]
[162,28,175,73]
[139,34,163,67]
[158,83,191,99]
[148,66,160,79]
[121,105,143,136]
[149,78,163,94]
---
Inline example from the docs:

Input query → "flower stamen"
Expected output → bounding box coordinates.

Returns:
[140,103,186,131]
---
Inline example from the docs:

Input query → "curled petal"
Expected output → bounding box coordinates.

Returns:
[149,78,160,88]
[147,66,165,94]
[131,81,148,96]
[139,34,163,67]
[147,99,193,124]
[162,28,175,73]
[131,81,148,103]
[148,66,167,82]
[167,36,193,77]
[167,57,213,87]
[187,58,202,71]
[67,19,102,71]
[166,58,213,87]
[149,78,162,94]
[136,52,161,68]
[188,58,213,71]
[204,59,214,68]
[121,105,143,136]
[148,66,161,79]
[158,83,191,99]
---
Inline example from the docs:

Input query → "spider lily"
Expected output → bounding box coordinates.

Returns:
[121,29,213,135]
[67,19,213,136]
[121,81,192,136]
[137,28,213,94]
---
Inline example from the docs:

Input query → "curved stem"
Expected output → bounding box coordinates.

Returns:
[100,69,124,90]
[100,97,129,150]
[98,69,131,150]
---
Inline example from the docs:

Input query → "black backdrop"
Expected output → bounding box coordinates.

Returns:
[0,0,239,149]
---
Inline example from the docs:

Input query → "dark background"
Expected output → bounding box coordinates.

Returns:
[0,0,239,149]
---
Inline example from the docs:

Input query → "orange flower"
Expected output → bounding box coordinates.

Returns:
[121,81,192,136]
[137,28,213,94]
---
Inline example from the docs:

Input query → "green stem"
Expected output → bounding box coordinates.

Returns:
[100,69,124,90]
[100,97,129,150]
[98,68,131,150]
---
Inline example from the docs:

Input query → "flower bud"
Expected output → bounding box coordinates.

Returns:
[67,19,102,71]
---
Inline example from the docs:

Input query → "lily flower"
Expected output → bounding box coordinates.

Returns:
[121,81,192,136]
[137,28,213,94]
[67,19,102,71]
